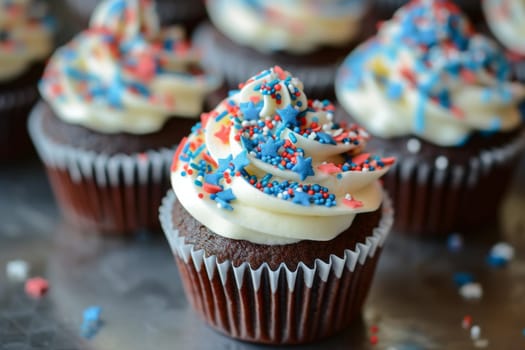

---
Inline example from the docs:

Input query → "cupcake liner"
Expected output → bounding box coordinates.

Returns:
[0,77,40,160]
[28,101,175,234]
[159,191,393,344]
[381,131,525,236]
[193,24,339,100]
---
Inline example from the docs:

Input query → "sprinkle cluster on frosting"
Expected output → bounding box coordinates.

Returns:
[483,0,525,55]
[171,67,393,244]
[0,0,53,81]
[336,0,524,147]
[206,0,367,54]
[40,0,220,134]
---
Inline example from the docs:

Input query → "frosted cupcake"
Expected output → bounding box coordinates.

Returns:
[160,66,394,344]
[196,0,368,100]
[29,0,220,234]
[483,0,525,82]
[0,0,52,160]
[336,0,525,236]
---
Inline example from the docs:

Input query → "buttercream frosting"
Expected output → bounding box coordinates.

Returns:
[171,67,394,245]
[40,0,220,134]
[336,0,524,147]
[483,0,525,55]
[0,0,53,81]
[206,0,367,54]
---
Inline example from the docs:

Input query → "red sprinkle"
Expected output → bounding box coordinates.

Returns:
[370,335,378,346]
[25,277,49,298]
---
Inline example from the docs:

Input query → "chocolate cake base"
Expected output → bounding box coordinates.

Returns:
[195,24,367,101]
[161,192,392,344]
[29,101,182,234]
[336,107,524,236]
[0,63,45,161]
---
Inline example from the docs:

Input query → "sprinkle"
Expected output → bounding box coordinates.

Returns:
[277,105,300,126]
[240,101,263,121]
[462,315,472,329]
[81,306,102,339]
[473,339,489,348]
[232,150,250,172]
[292,190,311,206]
[459,282,483,300]
[370,335,378,346]
[214,124,231,144]
[291,156,314,180]
[6,260,30,282]
[386,81,404,100]
[25,277,49,298]
[487,242,514,268]
[447,233,463,252]
[317,163,341,175]
[470,325,481,340]
[453,272,473,287]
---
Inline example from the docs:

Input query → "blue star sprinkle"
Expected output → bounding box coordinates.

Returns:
[292,191,311,206]
[204,172,223,186]
[292,156,314,180]
[277,105,300,126]
[240,101,263,121]
[260,138,284,157]
[217,155,233,172]
[232,150,250,172]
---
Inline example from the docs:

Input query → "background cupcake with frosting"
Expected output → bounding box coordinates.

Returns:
[483,0,525,83]
[195,0,369,100]
[336,0,525,236]
[161,66,394,344]
[0,0,53,160]
[29,0,220,234]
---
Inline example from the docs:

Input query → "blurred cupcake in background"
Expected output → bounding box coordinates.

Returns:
[336,0,525,236]
[62,0,207,34]
[483,0,525,83]
[0,0,53,160]
[196,0,369,100]
[29,0,221,234]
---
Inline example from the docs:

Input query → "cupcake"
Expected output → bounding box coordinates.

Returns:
[29,0,221,234]
[483,0,525,82]
[196,0,369,100]
[336,0,525,236]
[0,0,53,160]
[62,0,207,34]
[160,66,394,344]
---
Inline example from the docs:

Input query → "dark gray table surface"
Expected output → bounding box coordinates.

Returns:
[1,153,524,350]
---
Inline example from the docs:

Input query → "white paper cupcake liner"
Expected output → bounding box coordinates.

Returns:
[380,130,525,235]
[28,101,175,234]
[159,190,393,344]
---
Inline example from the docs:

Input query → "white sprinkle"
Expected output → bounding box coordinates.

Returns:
[345,193,352,200]
[474,339,489,348]
[490,242,515,261]
[348,131,357,138]
[308,132,317,140]
[471,325,481,340]
[242,121,249,127]
[332,128,343,137]
[435,155,449,170]
[6,260,30,282]
[406,138,421,154]
[459,282,483,300]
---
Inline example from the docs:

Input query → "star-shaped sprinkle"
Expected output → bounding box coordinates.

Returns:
[216,189,236,202]
[260,138,284,158]
[241,136,255,152]
[214,124,231,144]
[316,132,336,145]
[232,150,250,172]
[240,101,263,121]
[204,172,222,186]
[292,191,311,206]
[217,155,233,172]
[343,197,363,209]
[277,105,300,127]
[292,156,314,180]
[317,163,341,175]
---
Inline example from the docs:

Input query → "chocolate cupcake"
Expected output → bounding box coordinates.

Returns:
[195,0,369,100]
[483,0,525,82]
[0,0,53,160]
[336,0,525,236]
[160,66,394,344]
[63,0,207,33]
[29,0,220,234]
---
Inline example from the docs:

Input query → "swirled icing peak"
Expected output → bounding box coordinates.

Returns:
[171,67,394,245]
[0,0,53,81]
[483,0,525,55]
[336,0,525,147]
[40,0,220,134]
[206,0,367,54]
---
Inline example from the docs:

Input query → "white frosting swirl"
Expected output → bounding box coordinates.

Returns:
[172,67,393,245]
[483,0,525,55]
[0,0,52,81]
[206,0,367,54]
[336,0,525,147]
[40,0,220,134]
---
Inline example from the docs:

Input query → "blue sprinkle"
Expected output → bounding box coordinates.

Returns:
[453,272,474,287]
[215,111,228,122]
[486,255,508,268]
[289,133,297,143]
[386,82,404,100]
